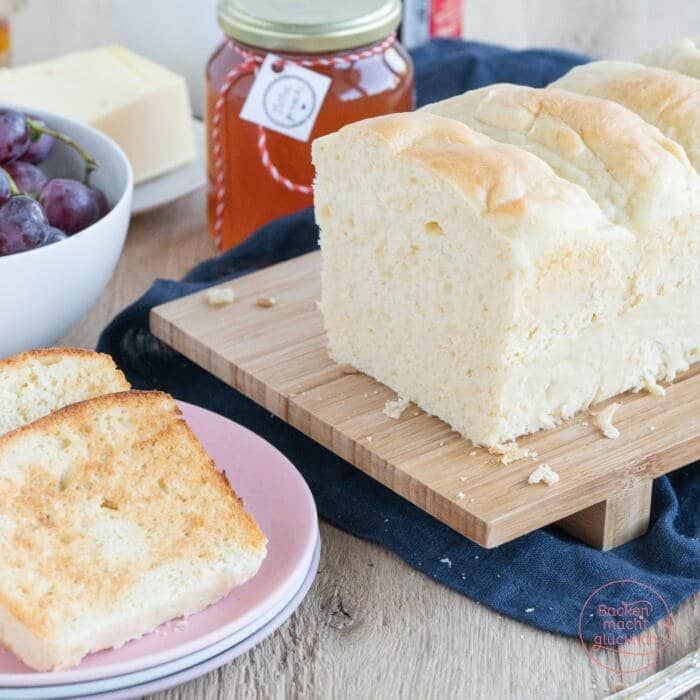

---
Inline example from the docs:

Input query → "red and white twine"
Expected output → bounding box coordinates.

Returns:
[211,34,397,246]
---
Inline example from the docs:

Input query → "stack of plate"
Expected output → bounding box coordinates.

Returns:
[0,403,320,700]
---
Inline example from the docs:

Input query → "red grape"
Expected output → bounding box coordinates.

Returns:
[91,187,109,217]
[0,169,11,207]
[0,195,49,256]
[43,226,68,246]
[22,117,55,164]
[39,178,101,234]
[0,110,29,163]
[4,161,48,196]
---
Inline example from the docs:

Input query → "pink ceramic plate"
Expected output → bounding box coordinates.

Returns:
[0,402,318,687]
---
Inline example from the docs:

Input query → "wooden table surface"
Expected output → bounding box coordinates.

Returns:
[16,1,696,697]
[60,188,699,700]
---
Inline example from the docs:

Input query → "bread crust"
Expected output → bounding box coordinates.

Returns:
[552,60,700,173]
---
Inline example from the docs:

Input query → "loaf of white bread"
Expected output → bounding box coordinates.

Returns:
[0,351,266,671]
[638,35,700,79]
[313,43,700,447]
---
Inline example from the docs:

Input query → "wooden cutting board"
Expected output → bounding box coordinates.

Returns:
[150,251,700,550]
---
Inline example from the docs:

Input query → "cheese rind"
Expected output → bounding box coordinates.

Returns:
[0,46,195,183]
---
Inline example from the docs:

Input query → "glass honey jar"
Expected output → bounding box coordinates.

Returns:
[206,0,415,250]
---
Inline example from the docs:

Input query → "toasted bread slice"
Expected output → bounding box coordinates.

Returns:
[0,348,130,435]
[0,390,267,671]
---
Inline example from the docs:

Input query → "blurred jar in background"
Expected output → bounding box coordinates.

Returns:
[0,0,25,67]
[206,0,415,251]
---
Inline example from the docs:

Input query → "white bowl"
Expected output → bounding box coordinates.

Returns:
[0,106,133,359]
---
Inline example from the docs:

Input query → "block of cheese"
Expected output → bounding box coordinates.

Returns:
[421,84,700,296]
[0,46,195,183]
[638,35,700,79]
[314,112,651,446]
[552,61,700,173]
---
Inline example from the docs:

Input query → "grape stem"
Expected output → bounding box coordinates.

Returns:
[26,117,99,183]
[0,166,20,196]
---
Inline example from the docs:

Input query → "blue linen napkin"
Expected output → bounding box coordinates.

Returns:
[99,40,699,639]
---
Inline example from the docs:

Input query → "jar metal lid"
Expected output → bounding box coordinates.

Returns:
[217,0,402,53]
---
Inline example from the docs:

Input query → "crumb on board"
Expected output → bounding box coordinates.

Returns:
[383,395,409,419]
[455,491,465,500]
[640,371,666,397]
[489,442,536,465]
[366,436,373,443]
[468,450,477,456]
[591,402,621,439]
[206,287,236,306]
[256,295,276,308]
[528,464,560,486]
[338,363,359,374]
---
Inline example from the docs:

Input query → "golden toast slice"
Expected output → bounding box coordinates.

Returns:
[0,390,267,671]
[0,348,130,435]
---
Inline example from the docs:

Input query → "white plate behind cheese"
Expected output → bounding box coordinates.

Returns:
[132,119,206,216]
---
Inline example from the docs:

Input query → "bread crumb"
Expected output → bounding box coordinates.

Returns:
[489,442,535,465]
[206,287,236,306]
[468,450,476,456]
[591,402,621,439]
[256,295,276,308]
[648,425,656,432]
[366,436,373,443]
[439,441,445,447]
[643,372,666,397]
[440,557,452,567]
[459,475,467,482]
[528,464,560,486]
[455,491,465,500]
[524,607,535,613]
[383,396,409,419]
[338,363,358,374]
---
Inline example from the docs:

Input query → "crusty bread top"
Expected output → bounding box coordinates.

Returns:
[421,83,700,235]
[552,60,700,174]
[638,35,700,79]
[0,348,130,435]
[314,111,631,259]
[0,390,266,640]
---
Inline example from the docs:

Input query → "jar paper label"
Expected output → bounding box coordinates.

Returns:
[240,55,332,143]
